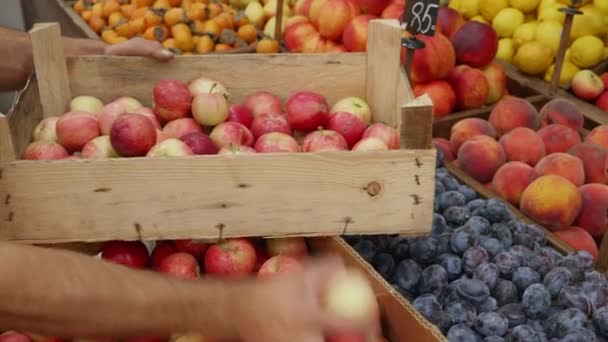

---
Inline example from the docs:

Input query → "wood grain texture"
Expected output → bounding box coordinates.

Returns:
[29,23,72,118]
[366,19,402,127]
[0,150,435,243]
[401,94,433,150]
[445,163,574,255]
[309,237,447,342]
[67,53,366,105]
[58,0,102,40]
[0,114,16,163]
[6,79,43,158]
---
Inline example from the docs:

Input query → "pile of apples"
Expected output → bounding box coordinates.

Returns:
[23,77,401,161]
[570,69,608,112]
[0,237,387,342]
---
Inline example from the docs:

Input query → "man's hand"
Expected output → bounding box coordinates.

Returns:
[225,256,381,342]
[104,37,174,61]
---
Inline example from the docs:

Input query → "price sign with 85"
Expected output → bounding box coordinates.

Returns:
[403,0,440,36]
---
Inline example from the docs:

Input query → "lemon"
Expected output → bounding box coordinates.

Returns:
[535,20,562,55]
[453,0,480,19]
[538,4,566,23]
[514,41,554,75]
[497,38,515,63]
[470,15,489,24]
[449,0,461,10]
[595,0,608,14]
[513,21,539,49]
[493,8,525,37]
[570,5,605,39]
[479,0,508,21]
[509,0,540,13]
[539,0,556,8]
[544,61,580,87]
[570,35,604,68]
[565,48,572,62]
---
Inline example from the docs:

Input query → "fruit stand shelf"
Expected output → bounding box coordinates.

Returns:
[0,20,437,244]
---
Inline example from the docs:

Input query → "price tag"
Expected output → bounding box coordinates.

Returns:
[402,0,440,36]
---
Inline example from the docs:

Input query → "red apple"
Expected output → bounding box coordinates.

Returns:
[156,129,168,144]
[244,91,283,117]
[179,132,218,155]
[98,97,144,135]
[174,239,209,259]
[204,238,257,277]
[56,111,101,152]
[301,129,348,152]
[81,136,119,159]
[265,237,309,259]
[23,141,69,160]
[151,241,178,270]
[153,79,192,123]
[218,145,257,155]
[596,91,608,111]
[210,121,254,148]
[33,117,59,142]
[342,14,377,52]
[600,72,608,89]
[325,330,366,342]
[101,240,150,269]
[162,118,203,139]
[110,114,157,157]
[254,132,300,153]
[192,93,229,127]
[250,112,292,140]
[352,137,389,151]
[134,107,162,130]
[0,333,31,342]
[571,70,605,101]
[322,268,380,323]
[188,77,231,100]
[326,112,367,148]
[330,96,372,125]
[146,138,194,157]
[227,103,254,128]
[69,95,104,115]
[286,91,330,131]
[158,252,200,280]
[258,255,304,278]
[361,123,399,149]
[25,333,66,342]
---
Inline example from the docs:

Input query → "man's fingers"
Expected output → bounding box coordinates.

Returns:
[291,332,325,342]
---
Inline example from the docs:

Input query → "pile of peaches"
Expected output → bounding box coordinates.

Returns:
[433,96,608,259]
[23,77,400,162]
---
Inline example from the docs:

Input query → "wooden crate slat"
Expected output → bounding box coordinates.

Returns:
[66,53,367,105]
[401,95,433,150]
[0,150,435,243]
[6,79,44,158]
[0,114,16,163]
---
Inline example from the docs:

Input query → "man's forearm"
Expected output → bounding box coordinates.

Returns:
[0,242,240,339]
[0,27,107,92]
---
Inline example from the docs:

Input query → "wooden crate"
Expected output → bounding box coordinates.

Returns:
[432,92,608,271]
[0,20,436,244]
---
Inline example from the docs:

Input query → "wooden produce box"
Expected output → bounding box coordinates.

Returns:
[0,19,436,244]
[432,93,608,271]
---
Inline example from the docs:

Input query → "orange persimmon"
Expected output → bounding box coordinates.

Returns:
[213,12,233,31]
[164,7,187,25]
[237,23,256,43]
[153,0,171,10]
[115,20,135,37]
[108,12,125,26]
[143,9,163,27]
[102,0,121,17]
[169,0,182,6]
[89,15,106,33]
[256,39,279,53]
[73,0,86,13]
[91,3,104,17]
[171,23,195,52]
[202,19,221,39]
[101,29,127,44]
[207,3,222,18]
[144,25,170,41]
[130,17,147,34]
[186,3,206,21]
[132,0,155,7]
[81,10,94,23]
[121,4,137,17]
[215,43,232,52]
[233,11,249,27]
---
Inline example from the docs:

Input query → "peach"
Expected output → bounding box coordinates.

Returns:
[539,98,584,131]
[153,79,192,123]
[457,135,506,183]
[81,136,119,159]
[109,113,157,157]
[317,0,359,41]
[402,33,455,84]
[534,153,585,187]
[488,96,539,137]
[482,62,507,105]
[285,21,319,52]
[555,226,599,261]
[449,118,496,154]
[448,65,490,110]
[595,91,608,111]
[56,111,101,152]
[571,70,605,101]
[301,33,325,53]
[162,118,203,139]
[32,117,59,142]
[537,124,582,154]
[412,81,456,118]
[520,175,583,231]
[295,0,313,16]
[342,14,376,52]
[492,161,538,206]
[358,0,388,15]
[437,7,465,39]
[574,183,608,237]
[309,0,329,27]
[432,138,456,162]
[451,21,498,68]
[568,143,608,184]
[499,127,546,166]
[23,141,69,160]
[585,124,608,149]
[380,2,403,19]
